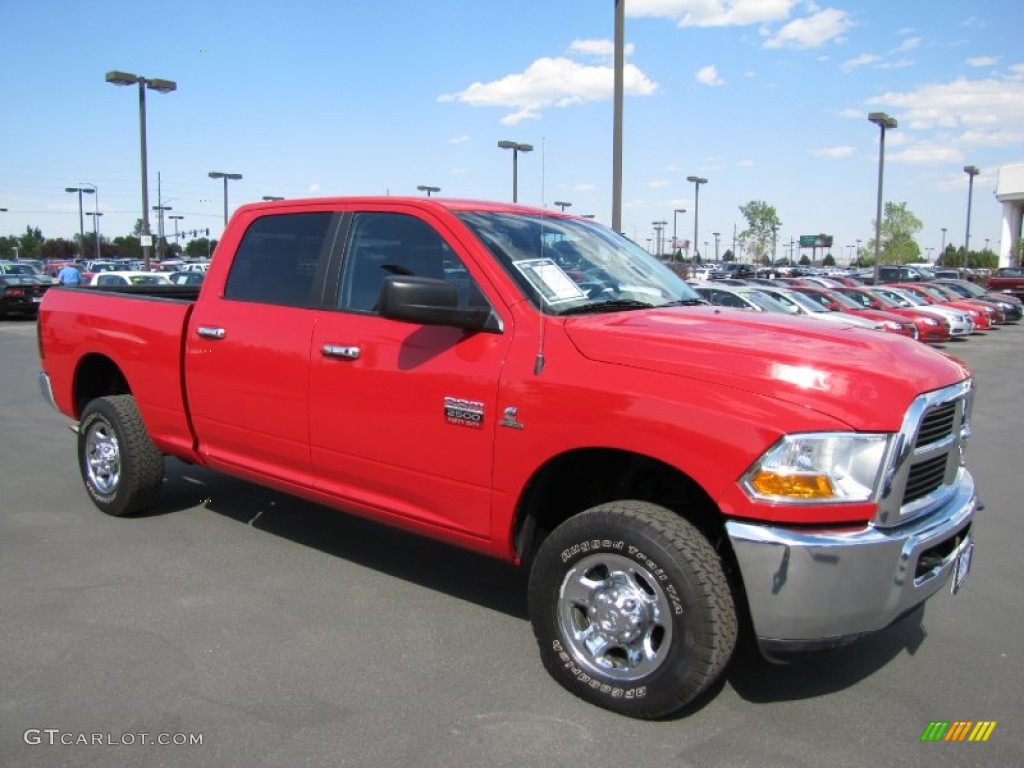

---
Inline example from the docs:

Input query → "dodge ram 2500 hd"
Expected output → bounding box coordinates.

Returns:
[38,197,978,718]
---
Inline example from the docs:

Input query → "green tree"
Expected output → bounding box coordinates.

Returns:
[18,226,44,259]
[822,253,836,267]
[185,238,217,258]
[865,201,922,264]
[738,200,781,264]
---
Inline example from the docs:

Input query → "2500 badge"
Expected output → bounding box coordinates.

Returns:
[444,397,485,429]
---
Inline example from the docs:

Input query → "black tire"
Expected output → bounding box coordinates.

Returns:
[78,395,164,517]
[528,501,737,719]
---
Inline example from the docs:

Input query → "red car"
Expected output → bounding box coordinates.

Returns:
[831,286,951,343]
[788,286,919,339]
[893,283,993,331]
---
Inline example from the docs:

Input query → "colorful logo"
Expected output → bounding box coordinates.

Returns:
[921,721,997,742]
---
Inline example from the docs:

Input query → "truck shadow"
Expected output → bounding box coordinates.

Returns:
[155,458,928,710]
[157,458,529,620]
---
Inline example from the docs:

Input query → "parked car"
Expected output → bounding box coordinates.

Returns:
[872,286,974,337]
[831,286,951,343]
[934,279,1022,321]
[985,267,1024,299]
[754,285,886,332]
[0,260,59,286]
[893,283,994,331]
[87,271,173,287]
[691,283,790,313]
[924,283,1007,325]
[168,271,206,286]
[787,286,919,339]
[0,275,51,317]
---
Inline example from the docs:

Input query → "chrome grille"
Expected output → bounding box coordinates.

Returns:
[874,379,973,528]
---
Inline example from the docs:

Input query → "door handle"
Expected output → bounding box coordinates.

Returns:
[196,326,226,339]
[321,344,361,360]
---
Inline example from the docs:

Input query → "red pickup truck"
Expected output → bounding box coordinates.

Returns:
[37,197,978,719]
[986,266,1024,299]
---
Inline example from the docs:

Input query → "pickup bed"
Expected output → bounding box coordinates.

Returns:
[38,197,978,718]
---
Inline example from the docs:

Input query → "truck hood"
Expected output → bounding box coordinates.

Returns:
[562,307,970,429]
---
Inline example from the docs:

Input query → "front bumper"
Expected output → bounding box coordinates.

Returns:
[726,470,976,657]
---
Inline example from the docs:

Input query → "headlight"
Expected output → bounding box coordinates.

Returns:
[923,318,939,326]
[741,432,893,503]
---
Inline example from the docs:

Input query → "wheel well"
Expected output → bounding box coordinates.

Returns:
[513,449,728,565]
[74,354,131,417]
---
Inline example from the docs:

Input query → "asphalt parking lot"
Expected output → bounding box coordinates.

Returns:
[2,316,1021,768]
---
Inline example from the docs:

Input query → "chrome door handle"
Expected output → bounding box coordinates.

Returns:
[321,344,361,360]
[197,326,226,339]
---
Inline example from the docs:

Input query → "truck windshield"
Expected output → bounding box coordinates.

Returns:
[456,211,702,315]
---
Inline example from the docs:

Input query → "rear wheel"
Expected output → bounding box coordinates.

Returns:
[528,500,737,719]
[78,395,164,516]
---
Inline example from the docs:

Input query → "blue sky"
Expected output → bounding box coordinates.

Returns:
[2,0,1022,262]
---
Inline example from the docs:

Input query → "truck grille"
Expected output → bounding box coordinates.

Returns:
[875,379,973,528]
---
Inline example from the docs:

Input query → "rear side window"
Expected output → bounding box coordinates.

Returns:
[224,213,332,307]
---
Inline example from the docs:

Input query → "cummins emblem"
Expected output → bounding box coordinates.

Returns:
[499,406,524,430]
[444,397,485,429]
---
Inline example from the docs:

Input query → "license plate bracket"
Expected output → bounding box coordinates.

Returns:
[952,539,973,595]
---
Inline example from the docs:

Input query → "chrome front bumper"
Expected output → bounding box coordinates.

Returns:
[726,470,976,657]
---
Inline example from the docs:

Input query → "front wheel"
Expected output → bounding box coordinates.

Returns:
[78,395,164,516]
[528,501,737,719]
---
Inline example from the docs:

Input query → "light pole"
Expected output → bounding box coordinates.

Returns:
[152,204,172,260]
[868,112,897,285]
[86,212,103,260]
[940,227,947,261]
[687,176,707,261]
[713,232,721,261]
[497,140,533,203]
[417,185,440,197]
[106,71,177,271]
[612,0,624,232]
[963,165,980,270]
[554,201,572,212]
[672,209,686,258]
[169,214,184,252]
[209,171,243,228]
[64,186,95,257]
[652,220,667,255]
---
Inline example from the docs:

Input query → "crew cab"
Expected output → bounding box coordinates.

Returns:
[37,197,978,719]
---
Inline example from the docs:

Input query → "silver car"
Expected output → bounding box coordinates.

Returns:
[873,286,974,336]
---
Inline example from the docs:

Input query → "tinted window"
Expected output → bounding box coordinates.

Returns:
[224,213,332,307]
[338,212,489,313]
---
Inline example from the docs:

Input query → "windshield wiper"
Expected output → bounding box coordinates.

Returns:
[662,298,708,306]
[559,299,657,315]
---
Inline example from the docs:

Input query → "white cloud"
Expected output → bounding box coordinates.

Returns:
[888,143,963,165]
[450,168,468,175]
[842,53,880,72]
[966,56,998,67]
[764,7,854,49]
[898,37,922,52]
[439,55,657,125]
[447,135,471,144]
[308,183,321,193]
[866,76,1024,133]
[811,145,855,158]
[572,183,597,192]
[627,0,798,27]
[647,180,671,189]
[569,39,635,60]
[696,65,725,86]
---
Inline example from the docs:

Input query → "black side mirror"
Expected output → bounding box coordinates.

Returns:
[378,276,500,332]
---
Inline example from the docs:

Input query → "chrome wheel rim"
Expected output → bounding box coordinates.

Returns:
[84,420,121,495]
[557,552,674,682]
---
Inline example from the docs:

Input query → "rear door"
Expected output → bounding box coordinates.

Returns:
[185,209,338,487]
[308,205,512,539]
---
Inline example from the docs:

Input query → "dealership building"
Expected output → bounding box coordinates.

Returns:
[997,163,1024,267]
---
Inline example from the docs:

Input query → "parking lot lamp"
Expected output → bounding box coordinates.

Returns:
[86,212,103,260]
[209,172,243,228]
[497,141,533,203]
[106,71,176,271]
[64,186,94,257]
[687,176,707,260]
[868,112,897,285]
[417,185,441,197]
[554,201,572,212]
[963,165,980,269]
[672,209,686,257]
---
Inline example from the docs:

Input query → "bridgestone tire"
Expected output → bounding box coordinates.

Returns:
[528,501,737,719]
[78,395,164,517]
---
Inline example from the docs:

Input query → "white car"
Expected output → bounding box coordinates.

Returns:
[873,286,974,337]
[87,271,172,287]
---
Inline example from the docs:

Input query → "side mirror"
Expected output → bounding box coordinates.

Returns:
[378,276,501,332]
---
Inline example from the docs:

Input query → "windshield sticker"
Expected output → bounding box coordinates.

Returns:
[513,258,586,303]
